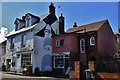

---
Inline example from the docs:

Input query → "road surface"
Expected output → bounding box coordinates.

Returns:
[1,72,70,80]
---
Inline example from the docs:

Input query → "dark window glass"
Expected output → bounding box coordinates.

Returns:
[21,34,26,48]
[10,37,15,49]
[80,39,85,53]
[60,39,64,46]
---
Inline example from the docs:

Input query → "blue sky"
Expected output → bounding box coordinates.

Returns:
[2,2,118,32]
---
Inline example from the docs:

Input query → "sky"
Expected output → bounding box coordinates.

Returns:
[1,2,119,33]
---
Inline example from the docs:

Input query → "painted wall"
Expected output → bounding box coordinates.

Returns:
[6,30,34,53]
[33,36,52,73]
[78,32,98,59]
[6,38,12,59]
[98,21,117,57]
[6,30,34,71]
[0,43,2,67]
[0,41,6,66]
[52,34,78,53]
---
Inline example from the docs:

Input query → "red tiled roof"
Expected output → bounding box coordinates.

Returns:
[66,20,108,33]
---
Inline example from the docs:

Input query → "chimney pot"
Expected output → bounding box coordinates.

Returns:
[73,22,77,27]
[49,3,55,15]
[59,13,65,35]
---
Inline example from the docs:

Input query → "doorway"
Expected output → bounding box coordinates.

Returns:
[6,59,11,71]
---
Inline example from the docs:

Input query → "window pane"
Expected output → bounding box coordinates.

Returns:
[21,34,26,47]
[90,37,95,46]
[11,37,15,49]
[26,18,31,27]
[55,58,64,68]
[56,40,59,47]
[21,53,31,67]
[65,55,69,58]
[80,39,85,53]
[60,39,64,46]
[15,24,19,31]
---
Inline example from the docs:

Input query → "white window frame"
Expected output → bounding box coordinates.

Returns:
[25,15,31,27]
[90,37,95,46]
[56,40,60,47]
[54,54,69,68]
[80,39,85,53]
[56,39,64,47]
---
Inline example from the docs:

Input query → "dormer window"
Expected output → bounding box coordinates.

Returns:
[25,15,31,27]
[14,19,20,31]
[15,23,19,31]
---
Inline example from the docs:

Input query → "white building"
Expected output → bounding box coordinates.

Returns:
[5,3,65,73]
[0,27,8,69]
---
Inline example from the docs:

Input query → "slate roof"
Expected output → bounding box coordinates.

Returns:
[66,20,108,33]
[6,12,58,37]
[6,24,37,37]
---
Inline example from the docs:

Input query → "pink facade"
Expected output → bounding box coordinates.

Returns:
[52,34,79,53]
[98,21,117,57]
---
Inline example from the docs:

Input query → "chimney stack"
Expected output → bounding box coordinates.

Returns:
[49,3,55,15]
[73,22,77,28]
[59,13,65,35]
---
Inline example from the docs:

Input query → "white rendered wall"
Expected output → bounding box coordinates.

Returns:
[33,36,52,73]
[6,30,34,71]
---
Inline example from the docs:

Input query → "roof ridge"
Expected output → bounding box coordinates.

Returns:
[76,19,107,28]
[66,19,108,33]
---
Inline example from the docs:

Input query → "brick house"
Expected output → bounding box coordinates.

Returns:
[52,20,117,75]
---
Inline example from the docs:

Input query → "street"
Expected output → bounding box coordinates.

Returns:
[1,72,70,80]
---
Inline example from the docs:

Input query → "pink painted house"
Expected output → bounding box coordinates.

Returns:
[52,19,117,75]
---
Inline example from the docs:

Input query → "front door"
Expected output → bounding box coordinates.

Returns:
[6,59,11,71]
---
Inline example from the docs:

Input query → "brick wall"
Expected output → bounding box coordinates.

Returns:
[95,73,120,79]
[70,61,80,80]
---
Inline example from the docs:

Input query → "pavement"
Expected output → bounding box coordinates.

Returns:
[0,72,70,80]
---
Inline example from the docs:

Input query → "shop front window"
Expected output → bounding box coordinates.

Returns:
[21,53,31,68]
[54,54,69,68]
